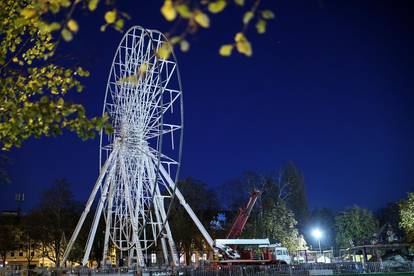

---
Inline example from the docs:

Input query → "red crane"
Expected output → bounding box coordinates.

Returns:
[226,189,261,239]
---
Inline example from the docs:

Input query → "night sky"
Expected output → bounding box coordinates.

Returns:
[2,1,414,213]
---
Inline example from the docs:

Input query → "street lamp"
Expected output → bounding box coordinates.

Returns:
[312,228,323,262]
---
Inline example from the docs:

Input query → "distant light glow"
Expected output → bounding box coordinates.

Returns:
[312,228,322,239]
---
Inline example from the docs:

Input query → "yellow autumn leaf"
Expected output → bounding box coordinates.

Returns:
[234,0,244,6]
[21,8,36,19]
[139,63,148,75]
[234,32,246,42]
[115,19,124,31]
[208,0,227,14]
[256,19,266,34]
[194,11,210,28]
[88,0,99,11]
[161,0,177,21]
[243,11,254,24]
[219,44,233,56]
[262,10,275,19]
[234,32,252,56]
[117,75,138,85]
[61,28,73,41]
[180,40,190,52]
[48,22,61,32]
[170,36,181,44]
[157,43,172,60]
[57,98,64,108]
[236,40,252,57]
[104,10,117,24]
[67,19,79,33]
[176,4,192,18]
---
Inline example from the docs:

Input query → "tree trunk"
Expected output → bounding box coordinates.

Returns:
[1,253,6,268]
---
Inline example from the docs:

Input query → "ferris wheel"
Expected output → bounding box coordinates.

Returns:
[62,26,238,268]
[63,26,186,267]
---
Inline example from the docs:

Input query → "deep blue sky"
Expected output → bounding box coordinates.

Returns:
[2,0,414,212]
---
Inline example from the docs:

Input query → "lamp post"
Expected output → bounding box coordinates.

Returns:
[312,228,323,262]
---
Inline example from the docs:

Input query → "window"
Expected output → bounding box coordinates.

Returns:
[19,252,23,256]
[31,252,35,257]
[10,252,14,257]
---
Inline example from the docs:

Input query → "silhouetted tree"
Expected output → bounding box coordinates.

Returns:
[26,179,80,267]
[0,216,19,264]
[169,177,218,264]
[280,161,308,227]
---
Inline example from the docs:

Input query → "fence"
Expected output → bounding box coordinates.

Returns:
[1,262,414,276]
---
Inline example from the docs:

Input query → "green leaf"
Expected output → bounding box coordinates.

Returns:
[57,98,64,108]
[104,10,117,24]
[157,43,172,60]
[262,10,275,19]
[88,0,99,11]
[176,4,192,18]
[61,28,73,41]
[208,0,227,14]
[243,11,254,24]
[115,19,124,30]
[170,36,181,44]
[180,40,190,52]
[256,19,266,34]
[219,44,233,56]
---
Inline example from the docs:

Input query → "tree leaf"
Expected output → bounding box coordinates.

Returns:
[170,36,181,44]
[67,19,78,33]
[104,10,116,24]
[20,8,36,19]
[234,0,244,6]
[48,22,61,32]
[262,10,275,19]
[88,0,99,11]
[161,0,177,21]
[176,4,192,18]
[208,0,227,14]
[234,32,246,42]
[180,40,190,52]
[157,43,172,60]
[61,28,73,42]
[256,19,266,34]
[115,19,124,31]
[194,11,210,28]
[219,44,233,56]
[57,98,64,108]
[243,11,254,25]
[234,33,252,57]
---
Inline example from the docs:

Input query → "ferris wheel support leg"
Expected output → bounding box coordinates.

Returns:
[153,196,169,265]
[62,150,116,264]
[102,179,115,264]
[157,195,179,266]
[120,156,145,268]
[158,165,215,250]
[82,158,114,266]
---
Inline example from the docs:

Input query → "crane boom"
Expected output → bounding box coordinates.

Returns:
[226,189,261,239]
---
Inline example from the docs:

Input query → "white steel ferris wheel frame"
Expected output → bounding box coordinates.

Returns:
[62,26,217,268]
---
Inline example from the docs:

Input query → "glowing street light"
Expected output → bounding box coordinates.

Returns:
[312,228,323,262]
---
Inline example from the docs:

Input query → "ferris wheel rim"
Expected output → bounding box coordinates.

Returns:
[98,25,184,251]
